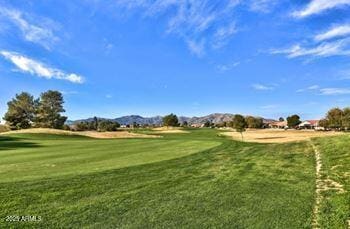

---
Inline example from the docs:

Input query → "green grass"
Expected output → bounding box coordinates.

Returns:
[0,129,317,228]
[313,135,350,228]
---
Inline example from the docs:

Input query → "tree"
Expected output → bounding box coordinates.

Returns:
[35,90,67,129]
[245,116,263,128]
[98,120,120,131]
[326,108,343,129]
[93,116,99,130]
[203,120,212,128]
[287,115,301,128]
[162,113,179,127]
[4,92,36,129]
[232,114,247,141]
[182,121,188,127]
[341,107,350,130]
[318,119,329,129]
[279,117,284,122]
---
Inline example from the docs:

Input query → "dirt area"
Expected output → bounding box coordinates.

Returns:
[79,131,160,139]
[152,127,189,134]
[1,128,160,139]
[221,129,344,143]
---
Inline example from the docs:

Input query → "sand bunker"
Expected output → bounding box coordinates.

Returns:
[1,128,160,139]
[152,127,189,133]
[221,129,344,143]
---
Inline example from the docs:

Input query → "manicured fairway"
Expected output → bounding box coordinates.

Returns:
[0,133,219,182]
[0,129,317,228]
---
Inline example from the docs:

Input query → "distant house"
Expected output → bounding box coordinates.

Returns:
[298,120,321,130]
[191,123,204,128]
[269,121,288,129]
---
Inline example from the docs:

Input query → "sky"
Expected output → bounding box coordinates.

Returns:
[1,0,350,121]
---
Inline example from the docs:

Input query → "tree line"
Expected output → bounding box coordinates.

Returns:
[319,107,350,130]
[4,91,67,130]
[75,117,121,132]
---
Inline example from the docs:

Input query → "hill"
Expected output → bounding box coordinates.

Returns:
[69,113,274,126]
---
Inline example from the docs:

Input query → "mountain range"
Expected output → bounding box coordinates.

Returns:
[68,113,276,126]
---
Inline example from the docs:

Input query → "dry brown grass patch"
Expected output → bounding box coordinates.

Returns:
[221,129,344,143]
[152,126,189,133]
[1,128,160,139]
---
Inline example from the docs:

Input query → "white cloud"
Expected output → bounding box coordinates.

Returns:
[0,50,84,84]
[252,84,275,91]
[272,38,350,58]
[293,0,350,18]
[320,87,350,95]
[114,0,240,55]
[249,0,279,13]
[0,6,59,49]
[212,22,237,49]
[297,85,320,92]
[216,61,240,72]
[314,24,350,42]
[186,39,205,57]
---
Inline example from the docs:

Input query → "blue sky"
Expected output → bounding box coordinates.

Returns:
[1,0,350,121]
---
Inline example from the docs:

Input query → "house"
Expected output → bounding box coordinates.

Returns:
[298,120,321,130]
[191,123,204,128]
[269,121,288,129]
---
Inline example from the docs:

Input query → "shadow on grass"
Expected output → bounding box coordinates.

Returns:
[0,136,41,151]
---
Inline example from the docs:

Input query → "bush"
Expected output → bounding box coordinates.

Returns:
[0,125,10,133]
[98,120,120,132]
[62,125,71,131]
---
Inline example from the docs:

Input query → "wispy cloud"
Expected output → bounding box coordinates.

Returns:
[212,22,237,49]
[271,38,350,59]
[186,39,205,57]
[319,87,350,95]
[296,85,320,92]
[0,6,59,50]
[0,50,84,84]
[114,0,240,56]
[315,24,350,41]
[297,85,350,95]
[216,61,240,72]
[292,0,350,18]
[252,83,275,91]
[248,0,279,13]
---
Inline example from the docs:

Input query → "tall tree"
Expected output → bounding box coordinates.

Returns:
[93,116,99,130]
[232,114,247,141]
[326,108,343,129]
[162,113,179,127]
[318,119,329,129]
[4,92,35,129]
[245,116,263,128]
[279,117,284,122]
[287,115,301,128]
[36,90,67,129]
[342,107,350,130]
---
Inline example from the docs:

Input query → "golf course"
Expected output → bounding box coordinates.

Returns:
[1,128,349,228]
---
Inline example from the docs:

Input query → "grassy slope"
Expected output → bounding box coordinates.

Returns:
[313,135,350,228]
[0,129,315,228]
